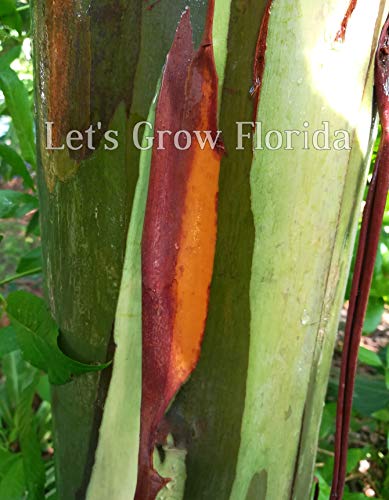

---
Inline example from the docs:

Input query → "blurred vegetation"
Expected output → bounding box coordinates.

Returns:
[0,1,388,498]
[0,2,55,498]
[313,130,389,499]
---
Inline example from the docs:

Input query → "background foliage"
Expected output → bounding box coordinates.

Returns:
[0,2,54,498]
[0,1,388,498]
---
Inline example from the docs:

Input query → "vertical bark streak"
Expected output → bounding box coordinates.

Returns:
[335,0,358,42]
[251,0,273,120]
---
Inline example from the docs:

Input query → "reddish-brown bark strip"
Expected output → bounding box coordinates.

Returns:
[250,0,273,120]
[330,16,389,499]
[46,0,81,148]
[136,3,222,498]
[335,0,358,42]
[44,0,140,158]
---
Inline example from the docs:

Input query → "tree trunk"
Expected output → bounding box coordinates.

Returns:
[33,1,387,499]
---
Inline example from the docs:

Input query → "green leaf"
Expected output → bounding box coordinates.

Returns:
[0,326,19,357]
[0,0,16,17]
[358,346,383,368]
[16,247,42,274]
[313,472,331,500]
[372,407,389,422]
[36,375,50,403]
[2,13,23,33]
[0,190,38,219]
[0,144,34,189]
[319,402,336,439]
[0,447,18,480]
[6,291,110,384]
[343,493,368,500]
[0,1,22,33]
[0,456,26,499]
[1,351,37,414]
[346,448,366,474]
[0,45,21,72]
[362,296,384,334]
[353,375,389,416]
[14,375,45,500]
[0,68,35,167]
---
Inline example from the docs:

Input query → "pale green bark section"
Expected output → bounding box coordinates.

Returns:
[291,64,381,500]
[155,435,187,500]
[86,97,157,500]
[230,1,388,499]
[213,0,232,109]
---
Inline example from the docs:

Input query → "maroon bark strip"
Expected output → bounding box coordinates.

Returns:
[334,0,358,42]
[137,13,193,498]
[330,16,389,499]
[250,0,273,120]
[136,3,220,498]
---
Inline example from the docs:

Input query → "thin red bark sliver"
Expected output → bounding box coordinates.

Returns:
[335,0,358,42]
[251,0,273,120]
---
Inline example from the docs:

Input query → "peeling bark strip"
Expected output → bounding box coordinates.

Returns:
[45,0,91,150]
[335,0,358,42]
[46,0,73,148]
[137,4,222,499]
[250,0,273,119]
[331,16,389,500]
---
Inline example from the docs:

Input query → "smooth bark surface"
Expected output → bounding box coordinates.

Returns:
[33,1,388,498]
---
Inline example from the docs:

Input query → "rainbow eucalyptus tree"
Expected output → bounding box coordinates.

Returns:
[32,0,388,498]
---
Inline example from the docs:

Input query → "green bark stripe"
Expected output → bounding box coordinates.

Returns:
[86,92,157,500]
[213,0,232,111]
[230,1,387,499]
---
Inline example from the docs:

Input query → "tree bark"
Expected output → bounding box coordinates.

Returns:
[33,1,388,498]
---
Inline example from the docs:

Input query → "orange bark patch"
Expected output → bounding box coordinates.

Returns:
[170,140,220,386]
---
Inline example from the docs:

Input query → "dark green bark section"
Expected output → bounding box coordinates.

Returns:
[33,2,142,498]
[44,109,135,500]
[168,2,268,498]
